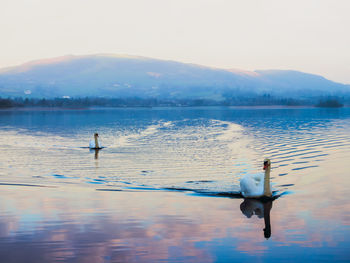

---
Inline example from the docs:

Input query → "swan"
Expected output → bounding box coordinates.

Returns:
[240,159,272,198]
[89,133,102,149]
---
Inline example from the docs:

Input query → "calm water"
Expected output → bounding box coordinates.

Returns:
[0,107,349,262]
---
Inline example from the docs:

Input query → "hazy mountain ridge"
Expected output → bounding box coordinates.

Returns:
[0,54,349,100]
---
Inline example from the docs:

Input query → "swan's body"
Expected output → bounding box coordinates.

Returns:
[89,139,101,149]
[240,159,272,198]
[240,173,267,198]
[89,133,102,149]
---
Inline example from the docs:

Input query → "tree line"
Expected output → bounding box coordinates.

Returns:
[0,96,345,108]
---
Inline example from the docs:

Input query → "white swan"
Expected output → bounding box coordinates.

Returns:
[89,133,102,149]
[240,159,272,198]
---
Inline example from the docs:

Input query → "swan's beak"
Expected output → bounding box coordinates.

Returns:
[263,162,268,170]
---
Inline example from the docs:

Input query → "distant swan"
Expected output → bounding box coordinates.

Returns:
[240,159,272,198]
[89,133,102,149]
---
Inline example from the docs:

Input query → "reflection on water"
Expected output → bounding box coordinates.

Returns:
[240,199,273,239]
[0,107,349,262]
[91,148,100,160]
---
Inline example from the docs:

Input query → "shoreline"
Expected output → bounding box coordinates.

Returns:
[0,105,348,111]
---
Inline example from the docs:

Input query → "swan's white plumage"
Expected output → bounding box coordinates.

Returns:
[240,173,266,198]
[240,159,272,198]
[89,138,101,149]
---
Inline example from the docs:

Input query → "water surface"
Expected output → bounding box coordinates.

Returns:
[0,107,349,262]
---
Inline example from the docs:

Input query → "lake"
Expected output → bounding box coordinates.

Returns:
[0,107,349,262]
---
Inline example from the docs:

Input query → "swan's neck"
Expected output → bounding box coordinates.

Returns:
[263,167,272,197]
[94,137,99,149]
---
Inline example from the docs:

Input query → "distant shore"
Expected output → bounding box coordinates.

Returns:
[0,105,348,112]
[0,97,347,109]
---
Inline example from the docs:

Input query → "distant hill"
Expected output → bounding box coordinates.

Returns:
[0,54,349,100]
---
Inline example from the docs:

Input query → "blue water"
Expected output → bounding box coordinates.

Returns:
[0,107,349,262]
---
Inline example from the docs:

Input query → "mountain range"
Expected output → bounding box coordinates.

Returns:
[0,54,349,100]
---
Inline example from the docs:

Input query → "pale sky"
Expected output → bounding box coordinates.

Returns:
[1,0,349,83]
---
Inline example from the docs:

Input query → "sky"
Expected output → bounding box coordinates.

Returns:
[1,0,349,83]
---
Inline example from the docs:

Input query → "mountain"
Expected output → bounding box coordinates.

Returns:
[0,54,349,100]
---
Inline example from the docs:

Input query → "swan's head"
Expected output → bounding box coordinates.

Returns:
[263,158,271,170]
[94,133,99,138]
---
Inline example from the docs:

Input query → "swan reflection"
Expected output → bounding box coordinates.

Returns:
[90,148,100,160]
[240,199,273,239]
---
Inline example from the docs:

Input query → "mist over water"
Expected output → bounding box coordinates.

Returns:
[0,107,349,262]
